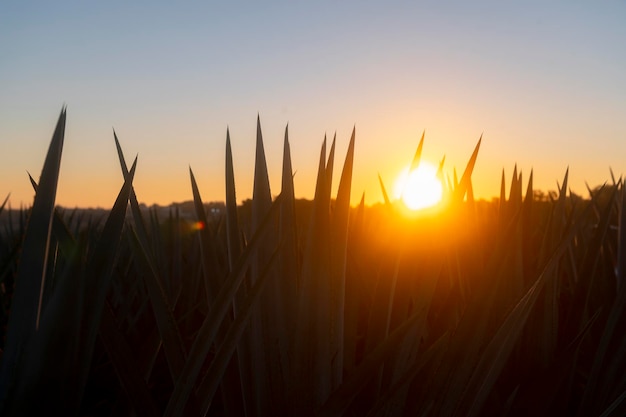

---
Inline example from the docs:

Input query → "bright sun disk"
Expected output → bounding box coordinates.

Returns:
[393,162,443,211]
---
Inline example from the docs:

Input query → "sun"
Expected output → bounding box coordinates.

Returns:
[393,162,443,211]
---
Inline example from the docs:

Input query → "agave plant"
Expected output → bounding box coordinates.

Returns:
[1,108,626,417]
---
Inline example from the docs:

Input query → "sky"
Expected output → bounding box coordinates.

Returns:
[1,1,625,208]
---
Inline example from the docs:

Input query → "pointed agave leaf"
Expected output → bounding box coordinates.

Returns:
[343,192,365,373]
[456,195,600,417]
[566,184,617,337]
[318,308,427,417]
[189,167,222,302]
[522,169,535,282]
[610,167,617,186]
[510,164,519,202]
[7,232,84,416]
[8,156,138,415]
[0,193,9,215]
[578,183,626,415]
[77,157,137,398]
[26,175,77,316]
[252,114,273,232]
[436,156,448,196]
[278,123,298,299]
[499,169,506,219]
[277,124,299,378]
[618,181,626,284]
[453,136,481,203]
[220,128,249,415]
[164,194,283,417]
[27,174,76,259]
[225,128,242,271]
[467,175,475,204]
[127,228,189,382]
[245,115,276,414]
[378,174,391,206]
[113,130,151,259]
[326,133,336,193]
[329,128,355,388]
[457,256,561,417]
[0,107,66,411]
[198,247,281,415]
[294,137,333,411]
[409,130,425,172]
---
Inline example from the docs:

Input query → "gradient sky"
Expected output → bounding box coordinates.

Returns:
[1,1,625,208]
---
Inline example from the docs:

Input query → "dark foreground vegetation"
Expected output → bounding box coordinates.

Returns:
[1,108,626,416]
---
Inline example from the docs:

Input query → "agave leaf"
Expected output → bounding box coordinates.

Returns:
[409,130,425,172]
[251,114,273,233]
[499,169,506,217]
[455,192,602,417]
[610,167,617,186]
[113,130,151,256]
[190,137,248,416]
[566,184,617,337]
[116,138,179,308]
[343,192,365,373]
[115,130,182,307]
[189,167,222,302]
[198,246,281,415]
[278,123,298,298]
[277,124,299,376]
[434,208,528,417]
[127,227,189,382]
[510,164,520,207]
[27,174,77,314]
[458,254,562,417]
[453,136,481,203]
[6,153,136,416]
[244,115,279,414]
[317,307,427,417]
[326,133,336,192]
[578,183,626,415]
[294,136,333,411]
[27,173,76,255]
[329,127,355,388]
[77,157,137,400]
[225,128,242,271]
[170,206,183,305]
[522,169,534,236]
[618,180,626,284]
[164,194,283,417]
[0,193,9,215]
[0,107,66,411]
[355,253,402,412]
[6,233,84,416]
[437,156,447,194]
[378,174,391,206]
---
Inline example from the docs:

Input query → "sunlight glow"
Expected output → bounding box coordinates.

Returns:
[393,162,443,211]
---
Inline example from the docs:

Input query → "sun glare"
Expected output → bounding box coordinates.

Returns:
[393,162,443,211]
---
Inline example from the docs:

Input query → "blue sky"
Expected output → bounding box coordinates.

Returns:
[1,1,625,207]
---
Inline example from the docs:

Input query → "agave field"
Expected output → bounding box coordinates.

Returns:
[1,108,626,416]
